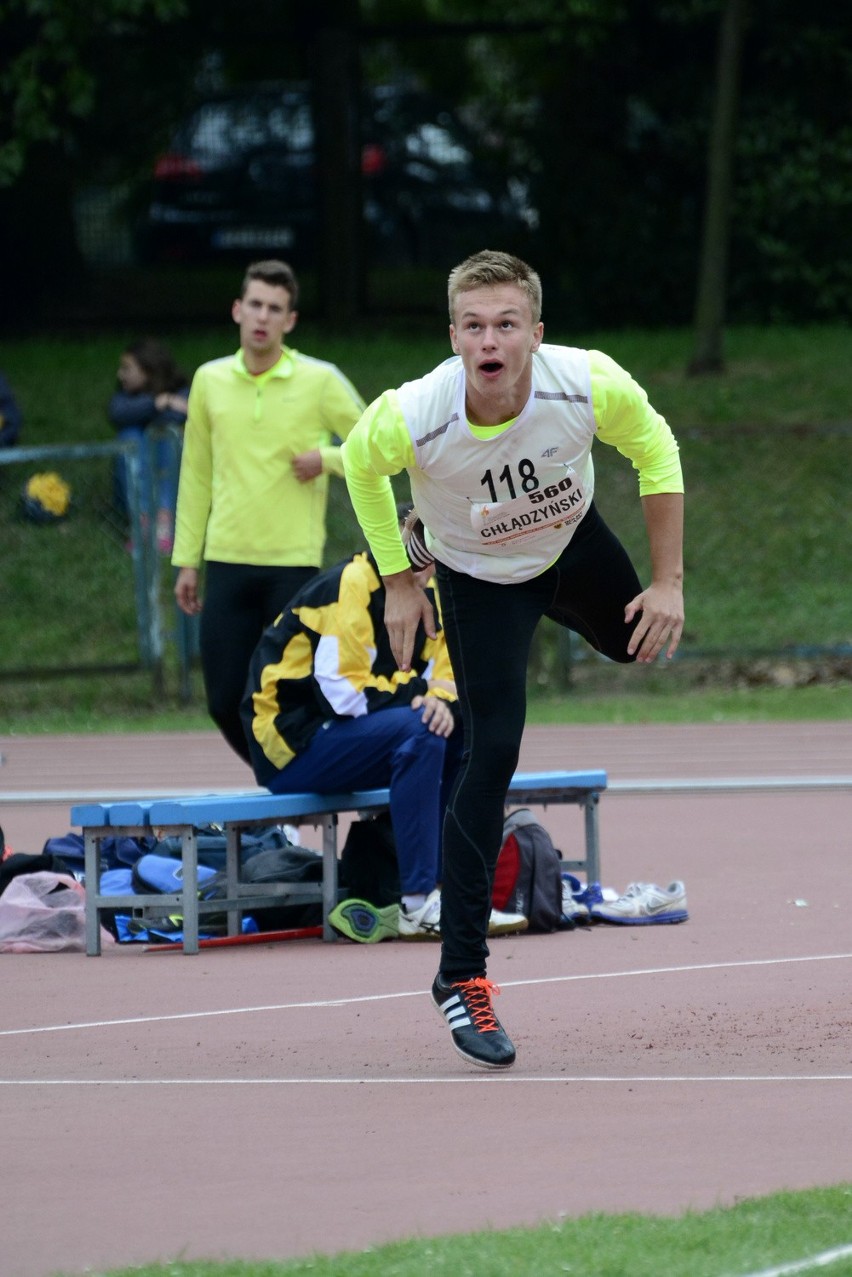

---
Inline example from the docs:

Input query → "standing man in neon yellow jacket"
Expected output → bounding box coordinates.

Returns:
[173,260,366,761]
[342,250,684,1071]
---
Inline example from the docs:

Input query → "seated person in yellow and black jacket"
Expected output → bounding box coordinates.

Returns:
[240,507,527,944]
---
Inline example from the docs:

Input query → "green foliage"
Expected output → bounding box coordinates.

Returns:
[734,112,852,321]
[0,0,188,185]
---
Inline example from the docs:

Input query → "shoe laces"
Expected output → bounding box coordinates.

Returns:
[454,977,501,1032]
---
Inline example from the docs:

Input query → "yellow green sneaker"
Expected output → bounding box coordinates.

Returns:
[328,898,399,943]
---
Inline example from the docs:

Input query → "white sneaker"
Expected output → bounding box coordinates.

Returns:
[399,892,530,940]
[398,888,442,940]
[561,874,590,923]
[590,881,688,925]
[488,907,529,936]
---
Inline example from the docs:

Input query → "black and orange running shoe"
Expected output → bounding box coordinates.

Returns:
[431,974,516,1069]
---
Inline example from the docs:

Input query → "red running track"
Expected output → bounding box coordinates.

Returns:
[1,722,851,1277]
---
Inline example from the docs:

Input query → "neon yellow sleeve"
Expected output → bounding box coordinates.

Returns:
[317,365,367,477]
[341,390,417,576]
[588,350,683,495]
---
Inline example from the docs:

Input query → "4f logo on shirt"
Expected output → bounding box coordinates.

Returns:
[540,446,559,458]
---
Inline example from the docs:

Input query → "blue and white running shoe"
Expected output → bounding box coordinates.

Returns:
[561,873,604,923]
[590,881,688,925]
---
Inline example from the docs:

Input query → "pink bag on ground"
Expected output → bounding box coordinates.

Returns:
[0,871,115,953]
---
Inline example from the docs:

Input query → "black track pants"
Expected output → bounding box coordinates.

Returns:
[200,562,318,762]
[435,502,641,980]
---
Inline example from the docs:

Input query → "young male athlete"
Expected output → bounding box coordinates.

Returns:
[341,250,684,1069]
[173,259,365,761]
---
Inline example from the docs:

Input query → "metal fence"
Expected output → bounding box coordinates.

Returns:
[2,422,850,706]
[520,422,852,691]
[0,430,195,697]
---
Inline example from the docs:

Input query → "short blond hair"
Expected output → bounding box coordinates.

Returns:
[447,250,542,324]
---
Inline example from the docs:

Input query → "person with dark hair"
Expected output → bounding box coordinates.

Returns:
[173,260,366,762]
[241,504,527,943]
[0,370,23,447]
[342,249,685,1069]
[108,337,189,552]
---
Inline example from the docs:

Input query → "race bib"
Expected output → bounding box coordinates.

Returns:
[469,468,588,547]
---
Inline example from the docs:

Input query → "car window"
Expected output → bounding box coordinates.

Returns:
[177,105,235,160]
[404,123,471,168]
[267,103,314,150]
[178,96,315,160]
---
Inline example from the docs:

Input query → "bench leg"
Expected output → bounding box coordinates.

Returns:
[84,831,103,956]
[180,826,200,954]
[583,793,601,885]
[320,814,339,942]
[225,827,241,937]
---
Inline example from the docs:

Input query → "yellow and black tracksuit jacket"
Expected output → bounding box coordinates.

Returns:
[242,551,455,788]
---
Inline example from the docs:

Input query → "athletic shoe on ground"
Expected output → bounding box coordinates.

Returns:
[398,888,442,940]
[561,873,589,922]
[590,880,688,925]
[328,898,399,943]
[431,974,516,1069]
[488,907,529,936]
[561,872,605,923]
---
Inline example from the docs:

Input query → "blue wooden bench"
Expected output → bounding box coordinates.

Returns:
[71,768,607,955]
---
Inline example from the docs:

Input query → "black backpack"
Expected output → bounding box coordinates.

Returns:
[339,812,400,907]
[492,808,566,932]
[131,841,325,934]
[204,845,325,931]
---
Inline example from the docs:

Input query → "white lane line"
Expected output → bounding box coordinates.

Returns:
[732,1242,852,1276]
[2,950,851,1038]
[2,1074,852,1087]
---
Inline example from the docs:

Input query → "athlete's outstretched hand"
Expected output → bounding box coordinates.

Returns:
[624,579,684,662]
[383,570,436,671]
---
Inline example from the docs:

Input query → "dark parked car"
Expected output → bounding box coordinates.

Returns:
[140,83,536,267]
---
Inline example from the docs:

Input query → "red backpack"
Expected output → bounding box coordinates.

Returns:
[492,808,566,932]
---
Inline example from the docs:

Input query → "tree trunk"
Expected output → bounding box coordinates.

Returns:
[688,0,749,375]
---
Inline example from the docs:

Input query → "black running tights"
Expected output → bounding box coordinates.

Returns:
[434,502,642,980]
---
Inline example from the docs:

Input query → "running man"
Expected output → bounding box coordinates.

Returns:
[341,250,684,1069]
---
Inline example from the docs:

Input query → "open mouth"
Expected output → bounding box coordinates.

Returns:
[480,360,503,375]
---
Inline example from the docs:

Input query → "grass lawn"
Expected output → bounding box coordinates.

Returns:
[57,1185,852,1277]
[2,322,850,730]
[2,661,851,736]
